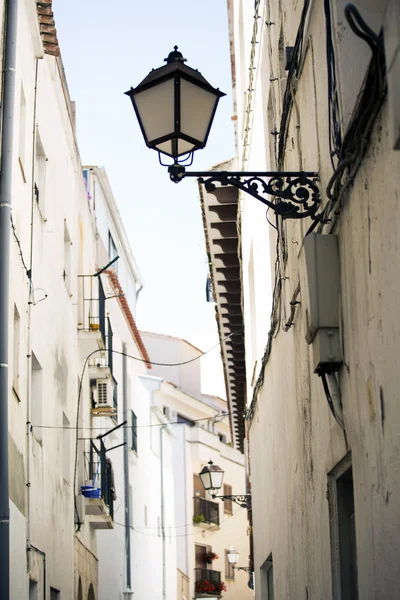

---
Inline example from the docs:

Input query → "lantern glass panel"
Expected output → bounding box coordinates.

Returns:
[134,78,175,144]
[199,470,212,491]
[227,548,239,565]
[210,469,224,490]
[180,78,219,144]
[177,139,196,156]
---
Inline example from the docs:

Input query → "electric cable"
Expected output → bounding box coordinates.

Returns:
[319,3,386,233]
[32,412,232,431]
[319,372,345,429]
[113,506,243,539]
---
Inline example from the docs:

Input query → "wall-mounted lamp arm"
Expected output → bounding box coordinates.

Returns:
[211,493,252,509]
[234,566,254,573]
[168,165,321,220]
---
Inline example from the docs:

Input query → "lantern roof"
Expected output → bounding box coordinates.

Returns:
[128,47,225,97]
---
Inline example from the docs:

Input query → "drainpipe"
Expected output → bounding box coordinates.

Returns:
[122,343,132,593]
[160,425,166,600]
[29,545,46,600]
[0,1,19,598]
[26,56,40,574]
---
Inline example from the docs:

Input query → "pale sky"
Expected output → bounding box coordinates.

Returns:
[52,0,235,397]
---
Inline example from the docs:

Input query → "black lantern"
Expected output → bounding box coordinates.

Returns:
[125,46,321,221]
[199,460,224,492]
[125,46,225,162]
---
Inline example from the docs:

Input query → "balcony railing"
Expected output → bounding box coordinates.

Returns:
[78,274,106,343]
[193,497,219,527]
[82,439,114,521]
[195,569,222,596]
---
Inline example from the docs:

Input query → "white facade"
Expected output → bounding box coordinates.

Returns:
[7,3,176,599]
[141,332,253,600]
[9,1,88,598]
[202,1,400,599]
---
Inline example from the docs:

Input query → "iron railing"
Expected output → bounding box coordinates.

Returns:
[77,275,106,343]
[193,497,219,526]
[84,439,114,519]
[194,568,221,586]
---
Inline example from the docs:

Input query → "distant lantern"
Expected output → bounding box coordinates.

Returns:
[125,46,225,161]
[199,460,224,492]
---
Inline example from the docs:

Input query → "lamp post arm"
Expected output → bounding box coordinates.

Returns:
[168,165,321,220]
[235,566,254,573]
[211,493,252,510]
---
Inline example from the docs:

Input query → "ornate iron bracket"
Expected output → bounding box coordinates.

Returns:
[168,164,321,220]
[211,493,252,509]
[234,566,253,573]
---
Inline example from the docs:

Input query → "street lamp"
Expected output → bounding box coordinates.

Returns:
[227,546,253,574]
[199,460,224,492]
[125,46,225,163]
[126,47,321,220]
[198,461,251,510]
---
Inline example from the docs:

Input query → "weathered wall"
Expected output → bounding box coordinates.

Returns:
[227,0,400,598]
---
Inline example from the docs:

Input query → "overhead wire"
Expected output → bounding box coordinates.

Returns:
[32,412,232,431]
[318,3,386,234]
[113,506,243,539]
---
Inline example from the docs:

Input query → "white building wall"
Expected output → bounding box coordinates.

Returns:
[227,0,400,599]
[8,2,92,597]
[141,331,252,600]
[141,332,203,400]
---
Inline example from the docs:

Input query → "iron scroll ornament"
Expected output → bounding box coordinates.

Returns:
[168,165,321,220]
[211,493,252,510]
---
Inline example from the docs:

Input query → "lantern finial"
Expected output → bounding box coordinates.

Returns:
[164,46,187,64]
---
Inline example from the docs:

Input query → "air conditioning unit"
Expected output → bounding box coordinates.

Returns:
[94,378,113,409]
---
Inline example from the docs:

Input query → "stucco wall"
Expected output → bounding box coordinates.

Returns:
[227,0,400,598]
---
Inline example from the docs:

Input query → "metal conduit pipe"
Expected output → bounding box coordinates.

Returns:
[122,343,132,592]
[0,1,19,597]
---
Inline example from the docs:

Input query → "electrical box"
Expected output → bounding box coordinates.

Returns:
[299,233,342,372]
[385,0,400,150]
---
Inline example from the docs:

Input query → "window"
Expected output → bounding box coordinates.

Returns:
[31,352,43,443]
[77,577,83,600]
[108,232,118,273]
[328,454,358,600]
[225,549,235,580]
[13,305,21,398]
[177,414,195,426]
[131,410,137,452]
[260,554,274,600]
[63,221,72,294]
[193,474,205,498]
[29,579,38,600]
[50,588,60,600]
[34,130,47,216]
[112,376,118,420]
[223,484,233,514]
[19,84,27,178]
[88,584,95,600]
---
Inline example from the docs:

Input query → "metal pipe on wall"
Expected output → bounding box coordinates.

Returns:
[160,425,166,600]
[122,343,132,592]
[0,1,19,597]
